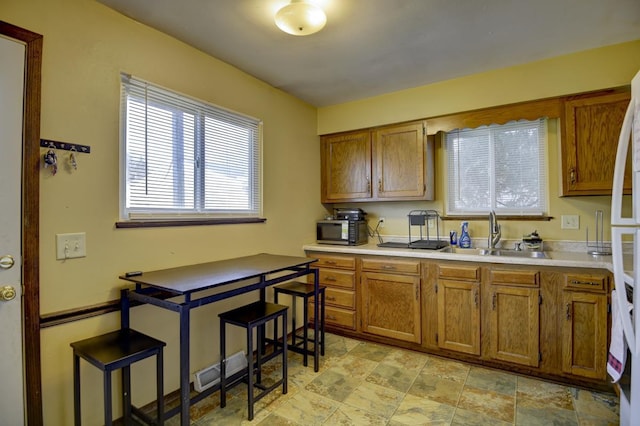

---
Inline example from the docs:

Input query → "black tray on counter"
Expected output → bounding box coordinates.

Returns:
[377,242,409,248]
[377,240,449,250]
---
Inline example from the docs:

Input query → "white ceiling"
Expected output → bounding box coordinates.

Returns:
[97,0,640,107]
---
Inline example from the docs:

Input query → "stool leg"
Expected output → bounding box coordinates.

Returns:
[156,348,164,425]
[274,291,279,351]
[104,370,113,426]
[282,310,288,395]
[291,295,297,349]
[73,353,81,426]
[256,324,263,385]
[247,324,254,421]
[302,297,308,367]
[320,288,326,357]
[220,320,227,409]
[122,364,132,426]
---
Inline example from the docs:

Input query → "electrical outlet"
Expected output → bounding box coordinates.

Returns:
[561,215,580,230]
[427,218,435,229]
[56,232,87,259]
[378,217,385,228]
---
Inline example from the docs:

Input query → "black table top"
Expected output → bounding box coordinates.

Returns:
[119,253,316,295]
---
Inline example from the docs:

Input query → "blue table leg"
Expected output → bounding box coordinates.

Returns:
[313,268,320,372]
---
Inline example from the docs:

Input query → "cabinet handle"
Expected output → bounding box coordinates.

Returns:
[324,260,337,265]
[566,303,571,320]
[570,279,600,286]
[378,178,383,192]
[416,286,419,300]
[326,296,336,301]
[367,177,371,192]
[325,276,336,281]
[474,289,479,307]
[381,265,396,270]
[492,293,496,310]
[327,315,337,321]
[569,168,576,185]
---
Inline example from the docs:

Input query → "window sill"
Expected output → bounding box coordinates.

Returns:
[115,217,267,228]
[441,215,553,221]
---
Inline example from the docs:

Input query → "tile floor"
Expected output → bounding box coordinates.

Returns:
[165,333,620,425]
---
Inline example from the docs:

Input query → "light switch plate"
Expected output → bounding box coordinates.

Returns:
[561,215,580,230]
[56,232,87,259]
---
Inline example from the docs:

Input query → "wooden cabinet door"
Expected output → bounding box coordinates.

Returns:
[321,130,372,202]
[561,291,608,379]
[373,122,431,200]
[437,279,480,355]
[488,286,540,367]
[562,91,631,195]
[361,272,421,343]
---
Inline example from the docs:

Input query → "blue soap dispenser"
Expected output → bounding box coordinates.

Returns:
[459,221,471,248]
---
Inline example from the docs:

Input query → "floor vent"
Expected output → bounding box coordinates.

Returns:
[193,350,247,393]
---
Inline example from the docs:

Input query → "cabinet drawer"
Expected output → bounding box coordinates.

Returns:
[361,258,420,275]
[310,287,355,309]
[490,269,540,287]
[564,274,607,292]
[438,264,479,281]
[316,269,355,289]
[312,254,356,270]
[309,304,356,330]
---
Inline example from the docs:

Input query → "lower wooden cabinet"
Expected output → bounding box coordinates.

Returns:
[561,285,608,380]
[436,264,481,355]
[484,268,541,367]
[308,253,357,331]
[487,282,540,367]
[305,250,612,388]
[361,269,421,344]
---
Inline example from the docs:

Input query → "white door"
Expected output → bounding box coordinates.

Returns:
[0,34,27,424]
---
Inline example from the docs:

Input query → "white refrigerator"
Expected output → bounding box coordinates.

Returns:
[610,69,640,425]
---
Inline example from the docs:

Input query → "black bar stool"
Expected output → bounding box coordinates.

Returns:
[273,281,326,372]
[219,301,288,421]
[70,328,165,426]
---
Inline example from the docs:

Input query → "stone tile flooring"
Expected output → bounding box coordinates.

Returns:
[165,333,619,425]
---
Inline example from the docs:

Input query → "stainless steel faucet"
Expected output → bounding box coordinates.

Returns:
[488,210,501,249]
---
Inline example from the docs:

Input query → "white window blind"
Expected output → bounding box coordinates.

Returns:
[446,119,547,215]
[120,74,262,220]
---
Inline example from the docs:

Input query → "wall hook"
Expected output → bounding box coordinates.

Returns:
[69,146,78,170]
[43,142,58,175]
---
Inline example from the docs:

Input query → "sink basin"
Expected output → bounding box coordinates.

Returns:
[440,246,549,259]
[439,247,481,255]
[477,248,549,259]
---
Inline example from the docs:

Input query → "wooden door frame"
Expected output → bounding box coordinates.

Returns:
[0,20,43,425]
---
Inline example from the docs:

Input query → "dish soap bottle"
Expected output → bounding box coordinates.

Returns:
[459,221,471,248]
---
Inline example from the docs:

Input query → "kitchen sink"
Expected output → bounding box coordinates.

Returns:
[477,248,549,259]
[440,246,549,259]
[439,247,481,255]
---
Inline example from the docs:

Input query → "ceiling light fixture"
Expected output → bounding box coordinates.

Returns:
[275,0,327,36]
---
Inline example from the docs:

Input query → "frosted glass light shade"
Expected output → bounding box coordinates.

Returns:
[275,0,327,36]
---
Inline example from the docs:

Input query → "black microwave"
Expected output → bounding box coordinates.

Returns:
[317,220,368,245]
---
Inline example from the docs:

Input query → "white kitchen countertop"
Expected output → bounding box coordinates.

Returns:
[303,242,619,271]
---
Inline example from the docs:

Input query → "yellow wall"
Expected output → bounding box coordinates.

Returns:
[318,40,640,244]
[2,0,325,423]
[3,0,640,422]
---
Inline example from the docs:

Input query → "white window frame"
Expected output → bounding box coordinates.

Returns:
[445,119,548,216]
[119,74,263,222]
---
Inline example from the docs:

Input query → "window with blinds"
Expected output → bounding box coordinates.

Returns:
[120,74,262,221]
[445,119,547,215]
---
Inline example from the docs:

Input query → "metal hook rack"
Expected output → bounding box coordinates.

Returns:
[40,139,91,154]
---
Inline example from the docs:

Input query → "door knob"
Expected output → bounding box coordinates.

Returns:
[0,286,16,301]
[0,255,15,269]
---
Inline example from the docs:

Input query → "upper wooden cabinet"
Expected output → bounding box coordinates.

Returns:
[561,90,631,196]
[320,121,434,203]
[321,130,372,202]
